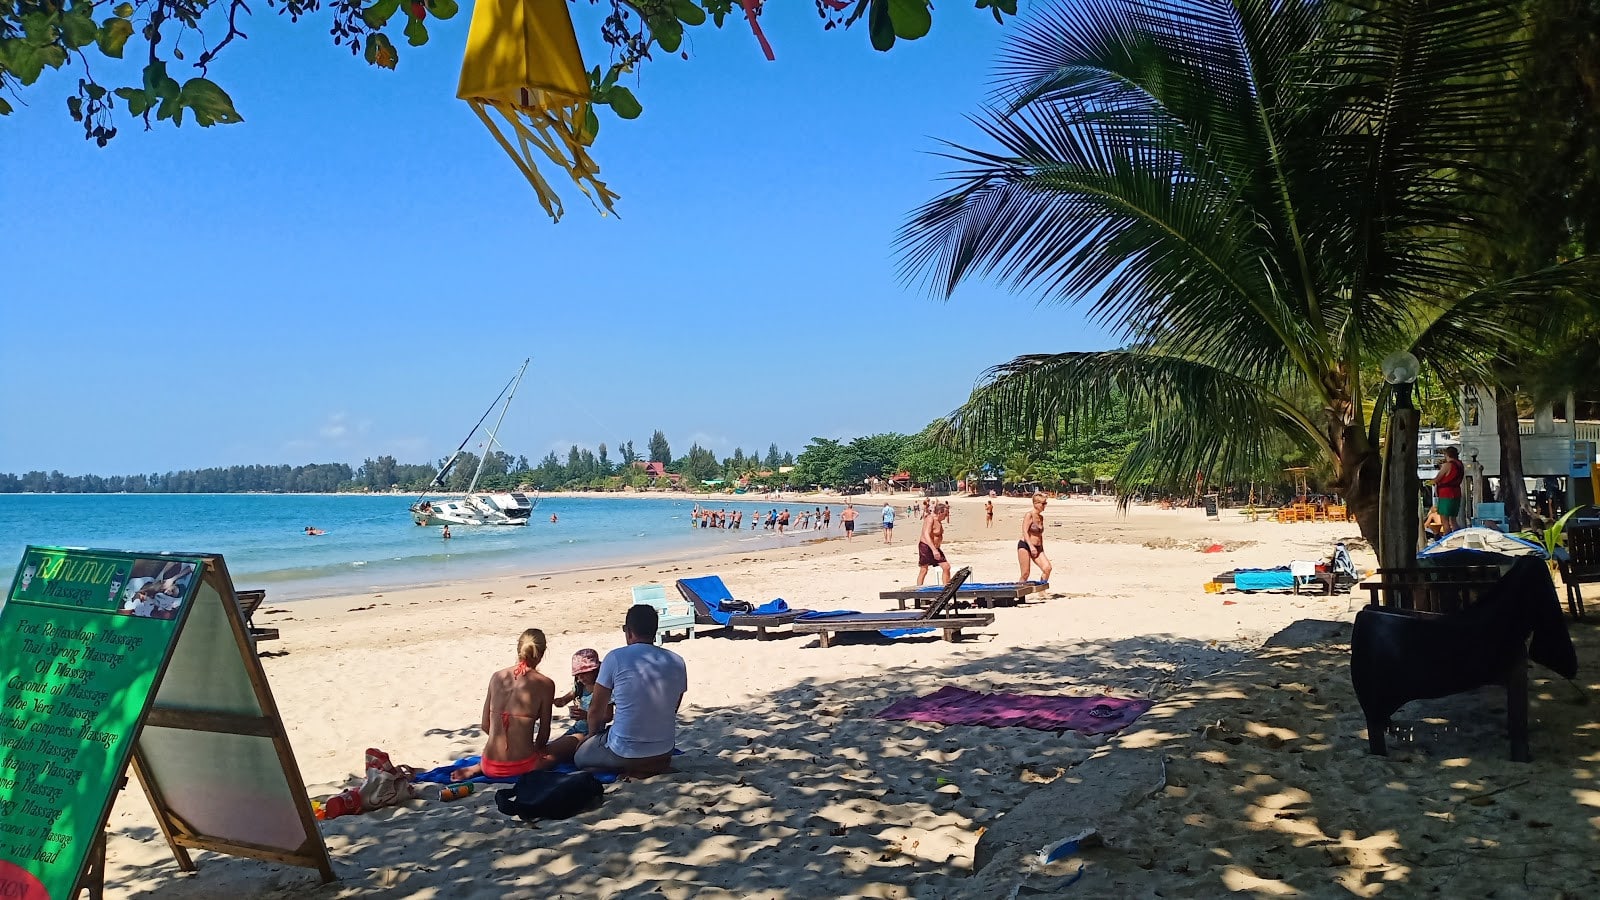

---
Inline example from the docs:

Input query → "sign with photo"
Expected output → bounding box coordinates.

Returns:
[1,549,201,900]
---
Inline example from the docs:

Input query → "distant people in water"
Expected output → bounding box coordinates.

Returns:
[304,526,326,536]
[550,514,558,524]
[442,525,452,540]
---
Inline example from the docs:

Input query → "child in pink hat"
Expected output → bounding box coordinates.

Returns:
[554,649,602,735]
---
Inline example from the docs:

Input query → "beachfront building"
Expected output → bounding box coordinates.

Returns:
[1455,385,1599,515]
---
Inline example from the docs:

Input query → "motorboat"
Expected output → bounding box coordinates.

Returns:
[410,360,539,527]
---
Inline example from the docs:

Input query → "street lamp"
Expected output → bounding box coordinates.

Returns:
[1378,351,1422,570]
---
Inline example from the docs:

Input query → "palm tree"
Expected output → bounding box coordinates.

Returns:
[899,0,1600,542]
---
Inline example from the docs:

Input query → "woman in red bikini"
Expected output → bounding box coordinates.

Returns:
[451,628,555,781]
[1017,493,1054,584]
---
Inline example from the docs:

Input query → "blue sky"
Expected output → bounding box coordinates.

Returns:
[2,5,1112,475]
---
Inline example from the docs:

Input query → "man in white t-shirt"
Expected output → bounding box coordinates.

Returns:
[574,604,688,777]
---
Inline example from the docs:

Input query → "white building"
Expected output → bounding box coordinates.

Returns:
[1456,386,1598,508]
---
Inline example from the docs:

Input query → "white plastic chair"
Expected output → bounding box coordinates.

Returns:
[630,584,695,643]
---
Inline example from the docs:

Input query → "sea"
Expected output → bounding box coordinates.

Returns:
[0,494,879,600]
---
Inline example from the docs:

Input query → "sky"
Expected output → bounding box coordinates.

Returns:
[1,5,1114,476]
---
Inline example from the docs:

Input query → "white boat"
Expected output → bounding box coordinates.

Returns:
[411,360,539,527]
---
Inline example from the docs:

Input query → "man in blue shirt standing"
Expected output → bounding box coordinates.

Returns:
[881,502,896,544]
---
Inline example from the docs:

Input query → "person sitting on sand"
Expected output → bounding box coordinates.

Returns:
[532,649,604,767]
[1017,493,1053,584]
[574,605,687,778]
[451,629,555,781]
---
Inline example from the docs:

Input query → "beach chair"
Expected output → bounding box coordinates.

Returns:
[630,584,696,643]
[234,589,280,646]
[1470,502,1508,531]
[792,568,995,648]
[674,575,810,640]
[878,579,1047,610]
[1557,525,1597,618]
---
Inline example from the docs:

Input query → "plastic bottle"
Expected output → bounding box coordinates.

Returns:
[319,787,363,820]
[440,783,475,802]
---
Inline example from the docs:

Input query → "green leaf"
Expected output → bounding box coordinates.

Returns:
[113,2,134,18]
[20,11,55,46]
[365,32,398,69]
[60,6,99,49]
[180,77,244,126]
[1,41,45,85]
[868,0,895,51]
[362,0,401,28]
[654,17,683,53]
[115,85,155,116]
[673,0,706,27]
[424,0,459,20]
[143,61,181,101]
[608,86,642,120]
[582,104,600,144]
[0,97,11,115]
[85,81,105,100]
[403,15,429,47]
[887,0,931,40]
[98,19,133,58]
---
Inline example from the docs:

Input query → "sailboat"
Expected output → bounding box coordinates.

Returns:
[410,359,539,527]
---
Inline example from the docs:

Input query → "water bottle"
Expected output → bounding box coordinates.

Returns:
[319,787,363,819]
[440,783,475,801]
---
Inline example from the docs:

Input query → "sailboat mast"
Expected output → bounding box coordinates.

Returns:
[467,358,529,495]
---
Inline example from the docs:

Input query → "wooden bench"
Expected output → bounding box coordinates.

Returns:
[1361,565,1502,614]
[794,567,995,648]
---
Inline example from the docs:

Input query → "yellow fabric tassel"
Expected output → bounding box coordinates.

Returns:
[457,0,619,221]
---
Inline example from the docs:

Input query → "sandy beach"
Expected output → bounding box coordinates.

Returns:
[97,496,1600,898]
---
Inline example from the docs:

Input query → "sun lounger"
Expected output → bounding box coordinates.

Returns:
[793,568,995,648]
[234,589,280,645]
[878,579,1047,610]
[630,584,696,642]
[674,575,810,640]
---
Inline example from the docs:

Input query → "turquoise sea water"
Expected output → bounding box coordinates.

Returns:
[0,495,870,600]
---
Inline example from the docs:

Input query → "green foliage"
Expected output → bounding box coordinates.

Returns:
[3,0,1022,152]
[1515,505,1588,557]
[790,433,911,489]
[900,0,1600,540]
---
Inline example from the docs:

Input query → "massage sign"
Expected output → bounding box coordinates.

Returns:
[1,548,332,899]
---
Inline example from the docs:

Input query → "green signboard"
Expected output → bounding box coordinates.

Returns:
[1,548,202,900]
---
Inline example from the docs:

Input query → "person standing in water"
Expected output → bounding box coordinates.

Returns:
[1017,493,1053,583]
[442,525,452,540]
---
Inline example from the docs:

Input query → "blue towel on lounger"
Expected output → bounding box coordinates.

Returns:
[703,597,790,626]
[679,576,794,625]
[797,609,934,639]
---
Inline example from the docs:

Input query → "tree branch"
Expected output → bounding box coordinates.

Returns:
[197,0,251,74]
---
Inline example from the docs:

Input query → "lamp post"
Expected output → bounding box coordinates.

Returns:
[1378,352,1422,571]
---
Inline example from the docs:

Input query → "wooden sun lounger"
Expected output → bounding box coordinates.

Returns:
[674,576,810,640]
[235,589,280,645]
[795,568,996,648]
[878,580,1047,610]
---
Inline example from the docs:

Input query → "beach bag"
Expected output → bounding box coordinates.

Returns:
[495,770,603,822]
[717,598,754,614]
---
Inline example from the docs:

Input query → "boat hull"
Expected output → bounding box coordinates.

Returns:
[411,492,538,527]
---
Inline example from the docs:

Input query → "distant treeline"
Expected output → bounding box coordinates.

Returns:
[0,463,369,494]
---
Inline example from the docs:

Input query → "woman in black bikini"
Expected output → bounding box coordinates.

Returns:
[1017,493,1053,583]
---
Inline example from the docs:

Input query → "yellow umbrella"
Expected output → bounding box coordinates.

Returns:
[457,0,618,221]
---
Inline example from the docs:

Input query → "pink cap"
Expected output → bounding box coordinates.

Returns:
[571,649,601,675]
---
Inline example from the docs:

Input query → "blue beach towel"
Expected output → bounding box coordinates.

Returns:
[1233,567,1295,592]
[416,756,622,786]
[797,609,934,639]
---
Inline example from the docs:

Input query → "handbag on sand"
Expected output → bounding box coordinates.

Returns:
[495,770,604,822]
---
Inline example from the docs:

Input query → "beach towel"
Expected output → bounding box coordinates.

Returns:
[876,686,1153,734]
[796,609,933,639]
[1232,567,1295,591]
[416,756,621,786]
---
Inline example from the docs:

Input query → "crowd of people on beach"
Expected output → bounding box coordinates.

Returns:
[689,505,834,533]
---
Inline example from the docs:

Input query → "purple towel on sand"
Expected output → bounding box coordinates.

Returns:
[876,686,1153,734]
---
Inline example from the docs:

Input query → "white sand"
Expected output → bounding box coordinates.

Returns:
[95,497,1600,897]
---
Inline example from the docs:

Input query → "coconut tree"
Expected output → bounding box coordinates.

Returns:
[899,0,1600,542]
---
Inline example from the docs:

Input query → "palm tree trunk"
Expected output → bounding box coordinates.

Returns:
[1495,386,1532,531]
[1334,423,1383,545]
